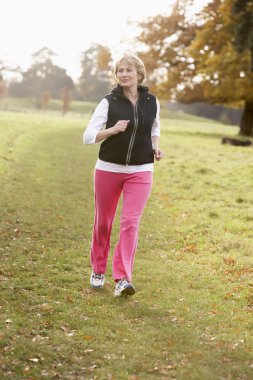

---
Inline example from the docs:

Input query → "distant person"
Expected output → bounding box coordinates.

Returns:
[83,52,163,297]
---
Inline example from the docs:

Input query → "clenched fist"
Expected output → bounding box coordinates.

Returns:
[111,120,130,135]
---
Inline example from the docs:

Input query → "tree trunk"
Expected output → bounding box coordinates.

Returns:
[239,101,253,136]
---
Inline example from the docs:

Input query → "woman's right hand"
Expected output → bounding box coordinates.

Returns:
[95,120,130,143]
[111,120,129,135]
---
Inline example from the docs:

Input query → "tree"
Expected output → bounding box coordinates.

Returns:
[233,0,253,70]
[136,0,253,135]
[137,0,198,100]
[0,59,21,98]
[61,87,72,115]
[232,0,253,134]
[189,0,253,135]
[78,44,113,101]
[0,74,6,99]
[9,47,74,107]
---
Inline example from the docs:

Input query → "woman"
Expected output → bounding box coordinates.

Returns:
[83,52,163,297]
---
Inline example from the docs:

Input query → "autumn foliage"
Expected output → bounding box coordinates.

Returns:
[136,0,253,135]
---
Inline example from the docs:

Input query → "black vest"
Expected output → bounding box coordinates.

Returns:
[99,85,157,165]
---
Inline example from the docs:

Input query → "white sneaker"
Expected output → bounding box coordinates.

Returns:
[114,279,135,297]
[90,272,105,289]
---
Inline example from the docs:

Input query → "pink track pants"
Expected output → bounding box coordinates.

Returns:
[90,169,153,282]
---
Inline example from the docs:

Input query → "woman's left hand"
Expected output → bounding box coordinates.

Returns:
[153,147,164,161]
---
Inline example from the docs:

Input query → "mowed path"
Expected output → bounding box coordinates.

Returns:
[0,110,252,380]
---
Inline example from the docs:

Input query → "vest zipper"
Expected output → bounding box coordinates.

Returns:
[126,100,139,165]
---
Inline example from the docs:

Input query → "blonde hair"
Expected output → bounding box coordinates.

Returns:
[114,52,146,85]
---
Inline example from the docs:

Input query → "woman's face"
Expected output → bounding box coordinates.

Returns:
[116,60,140,89]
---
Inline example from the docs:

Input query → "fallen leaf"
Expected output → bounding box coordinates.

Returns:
[83,335,95,340]
[39,303,54,313]
[223,257,236,265]
[29,358,40,363]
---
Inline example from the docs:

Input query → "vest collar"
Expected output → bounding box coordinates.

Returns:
[111,84,149,97]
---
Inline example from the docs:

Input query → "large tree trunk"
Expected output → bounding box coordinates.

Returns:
[239,101,253,136]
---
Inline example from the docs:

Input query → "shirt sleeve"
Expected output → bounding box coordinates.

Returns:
[151,98,161,137]
[83,98,109,144]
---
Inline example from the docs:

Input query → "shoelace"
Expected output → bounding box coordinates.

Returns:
[117,279,129,288]
[94,273,103,280]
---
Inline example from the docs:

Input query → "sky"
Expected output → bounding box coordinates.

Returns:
[0,0,206,81]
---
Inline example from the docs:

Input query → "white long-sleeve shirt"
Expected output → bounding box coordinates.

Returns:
[83,97,161,173]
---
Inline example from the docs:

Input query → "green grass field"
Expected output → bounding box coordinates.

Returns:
[0,108,252,380]
[0,97,96,115]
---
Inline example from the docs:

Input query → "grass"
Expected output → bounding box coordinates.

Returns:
[0,97,96,115]
[0,97,199,119]
[0,108,253,380]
